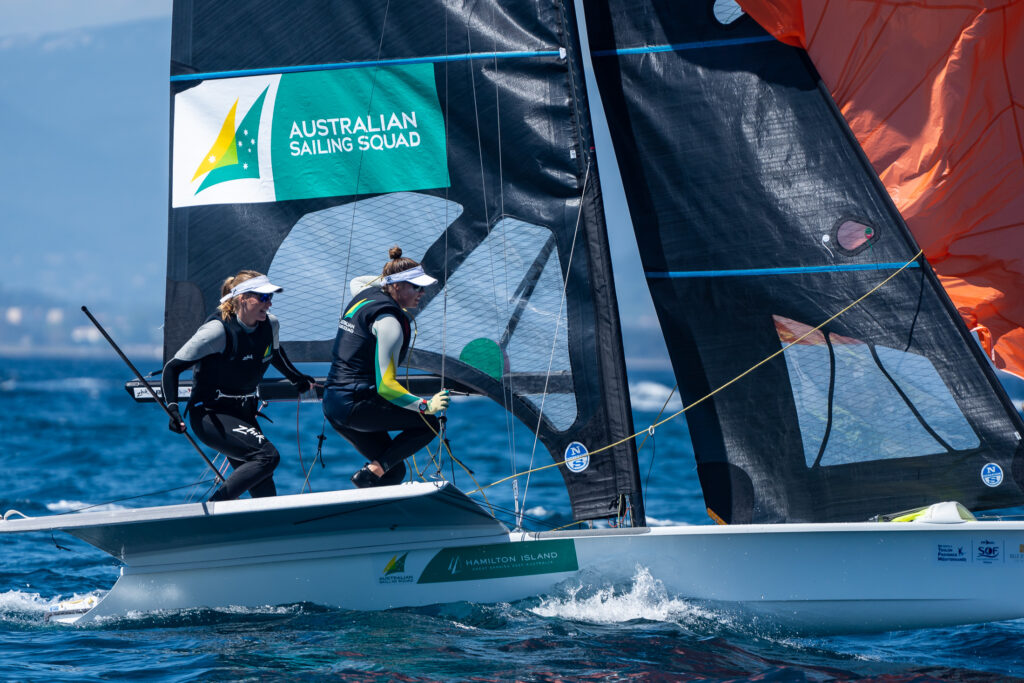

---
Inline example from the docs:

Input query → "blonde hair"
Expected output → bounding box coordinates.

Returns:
[217,269,263,320]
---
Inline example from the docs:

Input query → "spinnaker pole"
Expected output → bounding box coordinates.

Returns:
[81,306,225,483]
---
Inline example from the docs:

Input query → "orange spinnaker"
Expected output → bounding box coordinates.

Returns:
[739,0,1024,378]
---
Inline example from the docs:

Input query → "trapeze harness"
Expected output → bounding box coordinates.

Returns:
[163,314,306,501]
[323,286,438,484]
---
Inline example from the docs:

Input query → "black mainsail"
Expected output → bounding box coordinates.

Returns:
[583,0,1024,523]
[166,1,643,523]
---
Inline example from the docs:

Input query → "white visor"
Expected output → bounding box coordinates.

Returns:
[218,274,284,303]
[381,265,437,287]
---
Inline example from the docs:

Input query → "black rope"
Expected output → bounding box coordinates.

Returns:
[643,430,656,492]
[316,419,327,469]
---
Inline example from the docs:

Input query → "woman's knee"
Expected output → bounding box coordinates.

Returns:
[255,444,280,470]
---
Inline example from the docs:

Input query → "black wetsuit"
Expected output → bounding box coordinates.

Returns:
[323,287,438,483]
[163,313,308,501]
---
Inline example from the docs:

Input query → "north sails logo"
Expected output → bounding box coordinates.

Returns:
[192,86,269,194]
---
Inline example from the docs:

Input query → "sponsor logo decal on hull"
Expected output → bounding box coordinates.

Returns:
[379,552,414,584]
[418,540,578,584]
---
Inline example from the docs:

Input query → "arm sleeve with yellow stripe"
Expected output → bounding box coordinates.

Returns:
[371,314,424,410]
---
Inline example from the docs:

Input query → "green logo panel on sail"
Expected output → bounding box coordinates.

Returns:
[418,540,578,583]
[271,64,449,200]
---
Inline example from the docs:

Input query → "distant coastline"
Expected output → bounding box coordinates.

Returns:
[0,344,162,361]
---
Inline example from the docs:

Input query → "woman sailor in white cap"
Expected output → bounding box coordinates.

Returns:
[323,246,450,488]
[162,270,315,501]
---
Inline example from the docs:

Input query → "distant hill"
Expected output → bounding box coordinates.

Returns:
[0,17,668,367]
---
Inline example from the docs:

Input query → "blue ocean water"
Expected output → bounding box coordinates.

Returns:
[1,357,1023,681]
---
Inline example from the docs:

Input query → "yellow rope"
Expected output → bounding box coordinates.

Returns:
[467,251,924,495]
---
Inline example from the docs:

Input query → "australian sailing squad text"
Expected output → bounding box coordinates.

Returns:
[289,112,420,156]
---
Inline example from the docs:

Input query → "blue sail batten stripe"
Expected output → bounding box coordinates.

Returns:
[646,262,922,279]
[170,50,562,82]
[592,35,776,58]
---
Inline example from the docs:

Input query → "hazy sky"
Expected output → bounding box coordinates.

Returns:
[0,0,170,37]
[0,0,666,360]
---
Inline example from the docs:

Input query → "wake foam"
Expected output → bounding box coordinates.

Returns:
[0,589,105,624]
[531,565,721,627]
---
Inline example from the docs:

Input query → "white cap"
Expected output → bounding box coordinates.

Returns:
[218,274,283,303]
[381,265,437,287]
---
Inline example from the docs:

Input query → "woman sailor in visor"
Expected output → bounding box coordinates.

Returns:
[323,246,450,488]
[162,270,315,501]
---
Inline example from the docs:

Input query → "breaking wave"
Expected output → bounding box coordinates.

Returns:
[628,381,682,413]
[46,500,130,513]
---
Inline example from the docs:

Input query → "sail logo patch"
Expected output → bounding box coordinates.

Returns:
[564,441,590,473]
[981,462,1003,487]
[191,87,268,194]
[173,64,449,207]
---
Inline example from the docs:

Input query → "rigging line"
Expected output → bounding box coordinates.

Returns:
[518,160,591,527]
[643,433,657,493]
[295,393,311,493]
[440,0,451,387]
[468,249,925,494]
[636,383,677,452]
[401,318,493,516]
[186,453,228,503]
[43,479,222,516]
[482,0,519,520]
[464,17,517,493]
[344,0,393,295]
[404,376,496,516]
[638,383,676,491]
[295,393,326,494]
[487,0,517,516]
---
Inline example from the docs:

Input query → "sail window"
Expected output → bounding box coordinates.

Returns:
[775,316,979,467]
[833,218,879,255]
[267,192,462,342]
[712,0,746,25]
[415,217,578,432]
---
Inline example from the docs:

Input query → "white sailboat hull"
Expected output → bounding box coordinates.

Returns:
[5,482,1023,634]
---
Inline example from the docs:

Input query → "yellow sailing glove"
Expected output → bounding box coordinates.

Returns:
[425,389,450,415]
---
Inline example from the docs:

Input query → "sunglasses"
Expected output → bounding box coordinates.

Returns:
[410,283,424,292]
[249,292,274,303]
